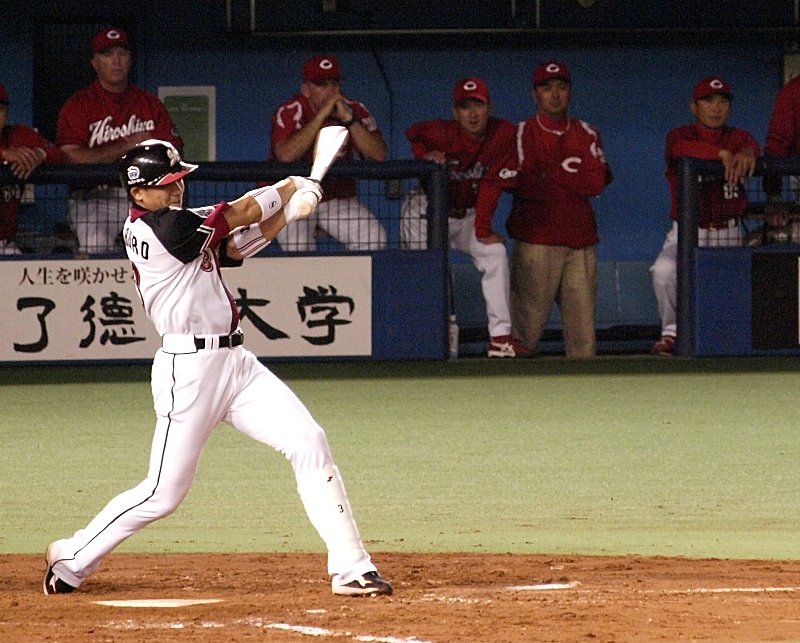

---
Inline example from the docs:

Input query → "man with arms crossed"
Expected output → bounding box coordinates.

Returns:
[44,140,392,598]
[57,27,183,254]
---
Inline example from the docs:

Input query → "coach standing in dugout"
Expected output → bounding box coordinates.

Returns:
[649,77,758,356]
[400,77,531,358]
[507,61,613,359]
[56,27,183,255]
[269,54,387,252]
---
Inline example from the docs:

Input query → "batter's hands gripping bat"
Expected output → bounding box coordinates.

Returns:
[295,125,349,217]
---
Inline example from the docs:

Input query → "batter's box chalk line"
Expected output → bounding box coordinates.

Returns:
[507,581,581,591]
[95,599,224,608]
[664,586,800,594]
[103,616,436,643]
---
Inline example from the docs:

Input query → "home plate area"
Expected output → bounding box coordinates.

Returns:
[5,552,800,642]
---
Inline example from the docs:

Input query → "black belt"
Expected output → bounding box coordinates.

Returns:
[194,330,244,350]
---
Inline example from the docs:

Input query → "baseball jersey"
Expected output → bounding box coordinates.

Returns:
[665,123,760,228]
[1,124,65,242]
[763,75,800,195]
[57,81,182,187]
[507,114,612,249]
[123,202,240,337]
[406,117,517,238]
[271,94,381,200]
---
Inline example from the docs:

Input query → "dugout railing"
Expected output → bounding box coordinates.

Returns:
[0,160,449,255]
[0,161,454,362]
[676,156,800,357]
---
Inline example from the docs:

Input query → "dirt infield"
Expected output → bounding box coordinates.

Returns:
[4,553,800,642]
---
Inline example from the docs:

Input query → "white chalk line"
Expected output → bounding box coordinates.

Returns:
[95,598,223,607]
[663,586,800,594]
[507,581,581,591]
[103,617,435,642]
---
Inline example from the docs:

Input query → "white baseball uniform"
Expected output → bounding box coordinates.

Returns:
[46,199,377,589]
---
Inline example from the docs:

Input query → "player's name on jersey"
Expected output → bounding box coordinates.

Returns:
[0,256,371,361]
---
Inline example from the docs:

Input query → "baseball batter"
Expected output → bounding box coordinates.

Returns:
[270,54,387,252]
[400,77,531,358]
[43,140,392,597]
[57,27,183,254]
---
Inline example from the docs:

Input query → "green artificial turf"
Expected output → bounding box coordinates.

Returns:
[2,357,800,559]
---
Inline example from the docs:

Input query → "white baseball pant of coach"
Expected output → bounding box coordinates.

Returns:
[46,343,376,588]
[276,196,387,252]
[68,186,130,254]
[400,187,513,338]
[650,218,742,338]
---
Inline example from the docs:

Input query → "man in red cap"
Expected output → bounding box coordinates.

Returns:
[649,77,759,355]
[0,83,65,254]
[56,26,183,255]
[507,61,613,358]
[400,77,531,357]
[269,54,388,252]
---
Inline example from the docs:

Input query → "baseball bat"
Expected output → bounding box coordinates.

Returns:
[296,125,349,217]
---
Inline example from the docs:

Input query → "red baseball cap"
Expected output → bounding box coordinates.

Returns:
[0,83,8,104]
[454,78,490,104]
[92,27,130,54]
[302,55,341,83]
[693,77,733,101]
[533,61,571,86]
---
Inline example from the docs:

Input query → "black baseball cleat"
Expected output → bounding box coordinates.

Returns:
[332,571,393,596]
[44,566,75,595]
[43,545,75,595]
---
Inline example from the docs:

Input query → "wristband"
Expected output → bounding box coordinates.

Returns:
[244,186,282,223]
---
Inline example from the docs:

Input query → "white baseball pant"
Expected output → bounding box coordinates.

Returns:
[400,188,512,338]
[47,341,375,587]
[276,196,387,252]
[68,186,130,254]
[650,219,742,337]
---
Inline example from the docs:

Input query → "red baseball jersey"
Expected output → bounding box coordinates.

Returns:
[665,123,760,228]
[57,81,182,154]
[764,75,800,195]
[1,123,65,242]
[406,117,517,237]
[270,94,381,200]
[507,114,612,249]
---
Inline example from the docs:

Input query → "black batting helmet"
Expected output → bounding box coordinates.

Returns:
[120,139,197,195]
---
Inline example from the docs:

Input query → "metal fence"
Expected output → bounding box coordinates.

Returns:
[675,155,800,356]
[0,160,448,257]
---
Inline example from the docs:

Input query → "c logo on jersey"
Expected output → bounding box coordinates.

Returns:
[561,156,582,173]
[498,168,517,179]
[200,249,214,272]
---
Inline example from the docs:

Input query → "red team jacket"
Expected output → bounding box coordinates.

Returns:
[507,114,613,249]
[270,94,381,201]
[57,81,182,187]
[665,123,760,228]
[763,75,800,195]
[406,117,517,238]
[0,124,65,242]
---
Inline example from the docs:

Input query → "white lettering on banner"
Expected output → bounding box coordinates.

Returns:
[88,115,156,148]
[0,257,371,362]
